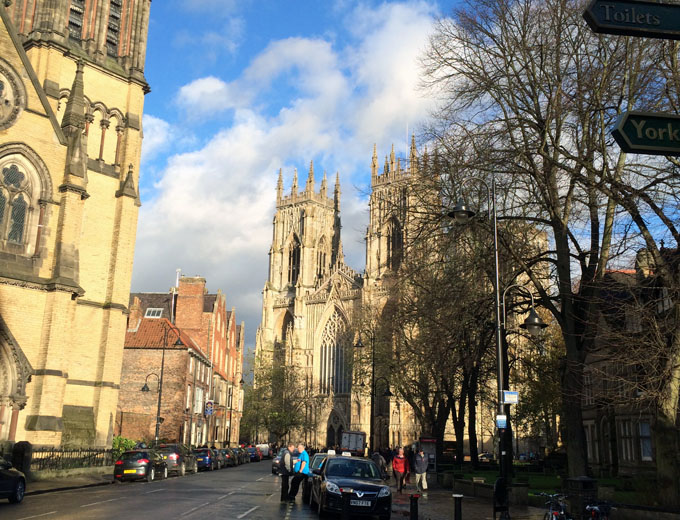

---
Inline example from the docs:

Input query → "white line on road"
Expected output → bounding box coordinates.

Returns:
[144,488,165,494]
[180,502,211,517]
[16,512,57,520]
[256,477,264,481]
[81,498,118,508]
[217,494,229,500]
[237,506,259,518]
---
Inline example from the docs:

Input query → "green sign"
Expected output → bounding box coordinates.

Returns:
[612,111,680,156]
[584,0,680,40]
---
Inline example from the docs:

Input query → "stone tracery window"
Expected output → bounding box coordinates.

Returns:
[288,235,301,285]
[0,164,30,245]
[386,217,403,271]
[319,308,351,395]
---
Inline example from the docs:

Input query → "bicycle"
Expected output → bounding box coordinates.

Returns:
[537,492,573,520]
[585,500,615,519]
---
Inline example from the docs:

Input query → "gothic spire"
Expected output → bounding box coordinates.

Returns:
[306,160,315,193]
[334,171,341,210]
[320,170,328,198]
[276,168,283,203]
[371,143,378,183]
[390,144,395,175]
[61,60,88,179]
[291,168,298,196]
[409,134,418,173]
[383,155,389,176]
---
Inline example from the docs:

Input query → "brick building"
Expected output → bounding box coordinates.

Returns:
[117,276,244,446]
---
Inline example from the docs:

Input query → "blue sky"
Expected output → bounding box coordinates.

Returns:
[131,1,450,347]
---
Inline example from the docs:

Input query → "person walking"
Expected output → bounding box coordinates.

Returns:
[371,451,387,479]
[414,447,429,496]
[288,443,310,501]
[391,447,410,493]
[280,442,295,502]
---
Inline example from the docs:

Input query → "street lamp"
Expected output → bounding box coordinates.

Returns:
[354,335,394,454]
[140,323,184,444]
[449,173,545,519]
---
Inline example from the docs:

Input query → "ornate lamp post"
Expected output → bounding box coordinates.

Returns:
[140,323,184,444]
[449,173,546,518]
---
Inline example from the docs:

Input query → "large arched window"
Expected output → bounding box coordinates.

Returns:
[316,236,328,280]
[0,164,31,247]
[288,235,301,284]
[386,218,403,271]
[319,308,351,395]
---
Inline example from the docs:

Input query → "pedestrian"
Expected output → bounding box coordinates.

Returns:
[280,442,295,502]
[371,451,387,479]
[391,447,410,493]
[414,447,428,496]
[288,442,310,501]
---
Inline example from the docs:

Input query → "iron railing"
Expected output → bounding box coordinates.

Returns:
[30,447,114,471]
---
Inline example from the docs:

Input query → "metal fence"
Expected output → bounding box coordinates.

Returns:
[30,447,114,471]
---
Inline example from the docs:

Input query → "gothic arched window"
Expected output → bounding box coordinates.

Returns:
[386,218,403,271]
[316,236,328,280]
[0,164,30,245]
[288,236,301,285]
[319,308,351,395]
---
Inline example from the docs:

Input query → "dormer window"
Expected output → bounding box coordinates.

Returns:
[145,308,163,318]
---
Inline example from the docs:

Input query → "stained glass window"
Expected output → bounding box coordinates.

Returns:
[320,308,351,395]
[8,193,26,243]
[0,163,31,246]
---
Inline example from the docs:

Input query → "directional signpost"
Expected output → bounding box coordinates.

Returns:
[584,0,680,40]
[612,112,680,156]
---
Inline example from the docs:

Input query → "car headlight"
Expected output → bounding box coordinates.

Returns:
[378,486,391,497]
[325,482,341,494]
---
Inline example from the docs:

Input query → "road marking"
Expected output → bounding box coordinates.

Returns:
[144,488,165,494]
[81,498,118,508]
[16,512,57,520]
[237,506,259,518]
[256,477,264,481]
[180,502,211,517]
[217,494,229,500]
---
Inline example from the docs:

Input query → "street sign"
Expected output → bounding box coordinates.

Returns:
[503,391,519,405]
[612,111,680,156]
[205,400,214,416]
[496,414,507,429]
[584,0,680,40]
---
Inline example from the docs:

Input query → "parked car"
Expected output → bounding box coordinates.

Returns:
[309,455,391,520]
[157,444,198,476]
[0,456,25,504]
[247,447,262,462]
[114,449,168,482]
[214,449,227,469]
[193,448,218,471]
[233,447,249,464]
[478,452,495,462]
[220,448,237,467]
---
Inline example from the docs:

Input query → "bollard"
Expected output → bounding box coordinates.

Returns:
[410,493,420,520]
[341,489,352,520]
[453,493,464,520]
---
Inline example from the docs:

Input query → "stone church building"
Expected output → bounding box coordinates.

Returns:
[0,0,150,447]
[256,141,421,450]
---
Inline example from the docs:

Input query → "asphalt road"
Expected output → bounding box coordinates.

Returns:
[0,461,320,520]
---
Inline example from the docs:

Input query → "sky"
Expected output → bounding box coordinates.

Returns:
[131,0,452,349]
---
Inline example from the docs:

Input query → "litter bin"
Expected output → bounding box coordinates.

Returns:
[565,476,597,520]
[12,441,33,477]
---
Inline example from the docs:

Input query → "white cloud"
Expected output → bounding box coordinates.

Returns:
[133,2,439,346]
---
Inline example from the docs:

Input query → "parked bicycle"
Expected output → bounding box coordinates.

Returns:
[585,500,615,519]
[537,492,573,520]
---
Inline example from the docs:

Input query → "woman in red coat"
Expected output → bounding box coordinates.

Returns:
[391,447,410,493]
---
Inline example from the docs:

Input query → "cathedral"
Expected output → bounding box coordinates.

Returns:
[0,0,150,447]
[255,140,421,450]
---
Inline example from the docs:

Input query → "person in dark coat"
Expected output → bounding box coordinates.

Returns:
[414,447,429,496]
[280,442,295,502]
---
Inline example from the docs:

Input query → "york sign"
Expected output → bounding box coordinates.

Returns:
[584,0,680,40]
[612,112,680,156]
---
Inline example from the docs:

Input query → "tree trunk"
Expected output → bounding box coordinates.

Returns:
[468,366,480,467]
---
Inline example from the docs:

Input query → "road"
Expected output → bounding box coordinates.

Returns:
[0,461,320,520]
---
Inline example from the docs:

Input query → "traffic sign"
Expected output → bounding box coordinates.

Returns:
[612,111,680,156]
[496,414,507,429]
[205,400,214,416]
[584,0,680,40]
[503,391,519,405]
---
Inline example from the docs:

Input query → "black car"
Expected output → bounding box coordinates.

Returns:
[193,448,218,471]
[0,456,25,504]
[301,452,327,501]
[233,447,248,464]
[220,448,237,467]
[310,456,391,520]
[114,450,168,482]
[157,443,198,476]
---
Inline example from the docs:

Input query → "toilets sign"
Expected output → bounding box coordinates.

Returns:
[612,112,680,156]
[584,0,680,40]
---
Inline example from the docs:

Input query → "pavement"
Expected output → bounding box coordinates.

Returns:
[4,464,547,519]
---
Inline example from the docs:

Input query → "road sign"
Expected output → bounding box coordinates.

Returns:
[584,0,680,40]
[496,414,507,429]
[205,400,214,416]
[503,391,519,404]
[612,111,680,156]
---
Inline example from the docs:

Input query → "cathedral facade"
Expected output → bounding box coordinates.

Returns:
[0,0,150,447]
[255,141,421,450]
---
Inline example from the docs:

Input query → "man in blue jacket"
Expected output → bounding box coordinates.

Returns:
[288,442,310,501]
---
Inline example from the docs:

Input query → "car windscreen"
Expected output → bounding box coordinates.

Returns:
[120,451,149,461]
[193,450,211,455]
[325,459,381,479]
[311,455,326,469]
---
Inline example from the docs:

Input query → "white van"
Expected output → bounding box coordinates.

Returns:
[256,443,271,459]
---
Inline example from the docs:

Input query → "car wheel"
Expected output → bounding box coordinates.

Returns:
[9,479,25,504]
[146,467,155,482]
[179,462,186,476]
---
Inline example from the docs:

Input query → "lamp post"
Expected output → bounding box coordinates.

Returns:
[449,173,546,518]
[140,323,184,444]
[354,335,394,454]
[227,378,245,447]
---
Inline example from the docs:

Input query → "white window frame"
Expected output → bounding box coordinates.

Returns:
[145,308,163,318]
